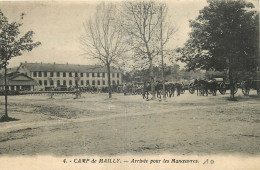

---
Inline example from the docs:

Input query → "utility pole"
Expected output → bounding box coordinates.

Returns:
[160,5,166,99]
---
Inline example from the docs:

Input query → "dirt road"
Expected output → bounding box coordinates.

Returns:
[0,91,259,156]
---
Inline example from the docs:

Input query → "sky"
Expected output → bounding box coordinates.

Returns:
[0,0,258,69]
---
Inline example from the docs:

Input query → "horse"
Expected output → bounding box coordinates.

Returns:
[174,83,182,96]
[165,83,175,98]
[192,79,202,96]
[193,79,218,96]
[155,82,163,98]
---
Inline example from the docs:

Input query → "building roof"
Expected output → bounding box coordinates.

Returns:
[0,72,39,86]
[0,67,18,76]
[17,62,122,73]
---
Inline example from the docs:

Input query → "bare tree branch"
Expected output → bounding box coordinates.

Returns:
[80,2,126,98]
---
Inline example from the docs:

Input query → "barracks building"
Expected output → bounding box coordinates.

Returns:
[0,62,123,91]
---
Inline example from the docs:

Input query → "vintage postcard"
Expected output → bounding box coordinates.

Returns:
[0,0,259,169]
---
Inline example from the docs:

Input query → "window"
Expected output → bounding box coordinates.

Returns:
[63,72,66,77]
[92,73,95,77]
[97,73,100,77]
[103,80,105,85]
[69,80,72,85]
[75,72,78,77]
[75,80,78,86]
[117,80,119,85]
[38,72,42,77]
[57,72,60,77]
[44,72,47,77]
[117,73,119,78]
[97,80,100,85]
[39,80,42,85]
[81,80,84,86]
[50,80,54,86]
[50,72,54,77]
[69,72,72,77]
[44,80,47,86]
[80,73,83,77]
[86,73,89,77]
[86,80,89,85]
[33,72,37,77]
[102,73,105,77]
[63,80,66,86]
[112,80,115,85]
[112,73,115,78]
[92,80,95,85]
[57,80,60,86]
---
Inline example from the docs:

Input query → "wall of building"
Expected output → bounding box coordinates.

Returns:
[17,63,123,90]
[25,71,121,90]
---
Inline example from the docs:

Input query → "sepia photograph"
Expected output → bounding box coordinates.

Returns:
[0,0,259,169]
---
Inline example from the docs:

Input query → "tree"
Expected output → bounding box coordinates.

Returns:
[177,0,259,100]
[0,11,41,119]
[169,64,181,81]
[121,1,175,99]
[80,3,126,98]
[122,71,133,83]
[204,70,226,80]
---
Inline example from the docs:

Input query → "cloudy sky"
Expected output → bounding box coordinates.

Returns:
[0,0,258,68]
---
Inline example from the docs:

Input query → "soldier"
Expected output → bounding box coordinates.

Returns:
[123,83,127,96]
[142,81,149,99]
[175,83,181,96]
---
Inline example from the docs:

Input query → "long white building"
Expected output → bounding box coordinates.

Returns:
[16,62,123,90]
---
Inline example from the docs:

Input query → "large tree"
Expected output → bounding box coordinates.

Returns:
[0,11,41,119]
[177,0,259,100]
[80,3,126,98]
[121,1,175,99]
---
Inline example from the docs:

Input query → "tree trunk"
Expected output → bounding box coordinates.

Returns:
[4,66,8,117]
[149,58,155,100]
[162,66,166,99]
[107,63,112,98]
[229,57,235,100]
[160,6,166,99]
[229,71,235,100]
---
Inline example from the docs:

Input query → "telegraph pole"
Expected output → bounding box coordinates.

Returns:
[161,5,166,99]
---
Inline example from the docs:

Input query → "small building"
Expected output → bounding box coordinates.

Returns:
[0,72,39,91]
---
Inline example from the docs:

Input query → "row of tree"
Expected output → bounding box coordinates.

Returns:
[122,64,205,83]
[81,0,259,100]
[80,1,175,99]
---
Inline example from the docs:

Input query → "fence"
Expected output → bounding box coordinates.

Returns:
[0,89,123,96]
[0,91,78,96]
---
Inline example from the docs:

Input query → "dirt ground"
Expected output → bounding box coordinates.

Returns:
[0,90,259,156]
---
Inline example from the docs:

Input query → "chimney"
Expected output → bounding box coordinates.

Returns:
[25,61,27,63]
[66,62,68,65]
[54,62,56,64]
